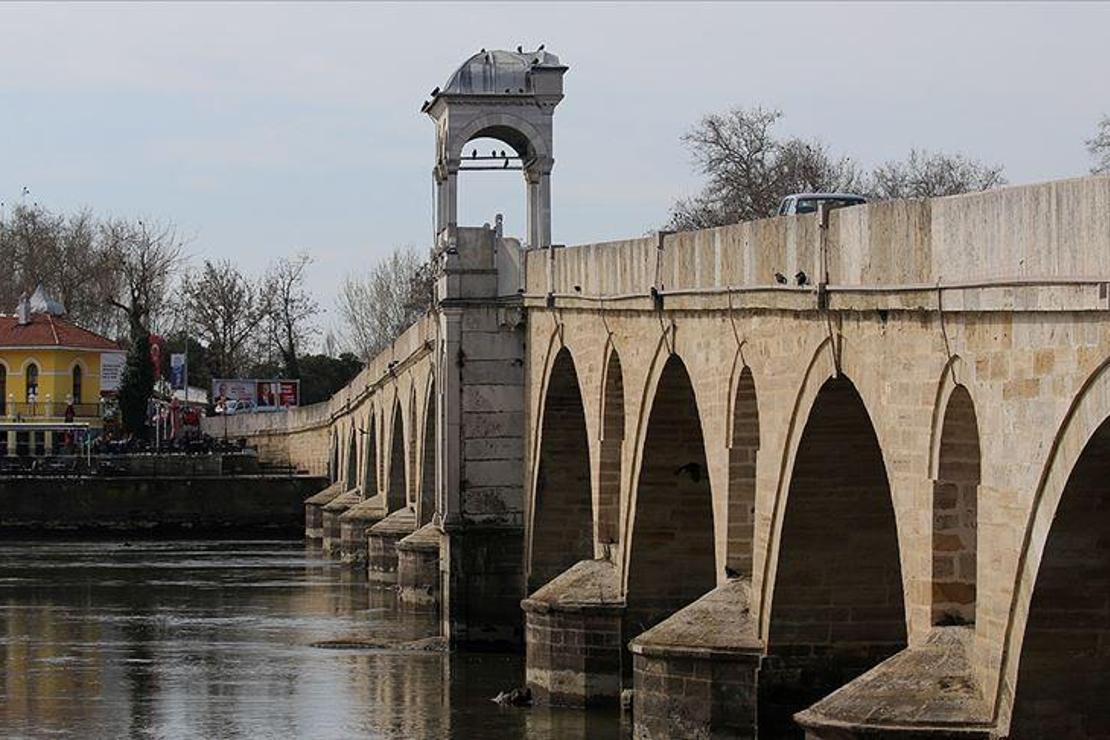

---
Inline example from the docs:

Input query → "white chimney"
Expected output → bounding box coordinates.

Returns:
[16,292,30,325]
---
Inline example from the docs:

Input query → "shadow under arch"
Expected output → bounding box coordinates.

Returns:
[999,356,1110,734]
[528,347,592,592]
[597,343,625,550]
[727,363,760,578]
[624,354,716,652]
[345,426,358,490]
[760,374,906,737]
[387,398,407,513]
[418,375,437,525]
[329,429,339,483]
[930,372,981,627]
[363,412,378,499]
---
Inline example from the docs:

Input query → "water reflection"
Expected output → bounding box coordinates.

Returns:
[0,540,621,739]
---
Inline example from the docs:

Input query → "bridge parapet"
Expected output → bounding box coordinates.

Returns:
[526,176,1110,312]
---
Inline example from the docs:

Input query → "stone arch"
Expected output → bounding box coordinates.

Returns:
[345,426,358,489]
[387,398,407,512]
[727,364,760,578]
[452,112,551,162]
[363,412,378,499]
[418,374,437,526]
[625,354,716,640]
[998,357,1110,734]
[597,344,624,549]
[930,380,981,627]
[1009,414,1110,737]
[528,347,593,592]
[761,374,906,736]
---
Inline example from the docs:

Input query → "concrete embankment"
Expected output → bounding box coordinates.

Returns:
[0,475,328,534]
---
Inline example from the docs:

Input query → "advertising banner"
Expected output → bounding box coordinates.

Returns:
[278,380,299,408]
[100,352,126,392]
[213,379,298,413]
[170,353,187,390]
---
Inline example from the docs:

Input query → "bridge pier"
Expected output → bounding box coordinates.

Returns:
[337,499,384,564]
[367,507,417,583]
[442,526,525,649]
[321,489,360,557]
[397,522,441,608]
[628,580,762,739]
[794,627,992,738]
[303,481,343,542]
[522,559,624,707]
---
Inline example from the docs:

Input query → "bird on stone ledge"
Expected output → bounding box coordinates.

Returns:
[774,272,787,285]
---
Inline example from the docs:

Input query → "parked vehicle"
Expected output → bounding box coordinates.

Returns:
[777,192,867,216]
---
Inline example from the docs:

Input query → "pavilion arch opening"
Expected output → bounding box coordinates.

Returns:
[457,137,526,240]
[727,367,759,578]
[598,350,625,549]
[388,401,407,513]
[1010,415,1110,738]
[364,414,378,499]
[345,429,358,490]
[419,380,436,526]
[761,376,906,738]
[529,348,593,592]
[625,355,715,642]
[932,385,980,626]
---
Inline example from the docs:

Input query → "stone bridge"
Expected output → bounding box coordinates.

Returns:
[209,48,1110,739]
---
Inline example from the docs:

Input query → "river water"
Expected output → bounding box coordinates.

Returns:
[0,539,622,739]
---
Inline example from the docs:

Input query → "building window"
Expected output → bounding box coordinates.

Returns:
[72,365,83,405]
[26,363,38,403]
[0,365,6,415]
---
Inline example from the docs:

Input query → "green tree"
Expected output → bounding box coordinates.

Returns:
[118,333,155,438]
[297,353,363,405]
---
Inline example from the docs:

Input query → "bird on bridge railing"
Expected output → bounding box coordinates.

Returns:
[795,270,808,286]
[774,272,787,285]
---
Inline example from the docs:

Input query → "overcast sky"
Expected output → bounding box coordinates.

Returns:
[0,2,1106,340]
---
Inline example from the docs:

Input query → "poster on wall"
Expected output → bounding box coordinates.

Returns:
[100,352,126,392]
[212,379,256,413]
[213,379,298,413]
[277,380,299,408]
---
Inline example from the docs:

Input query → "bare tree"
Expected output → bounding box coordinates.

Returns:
[260,252,320,379]
[0,203,122,336]
[1088,115,1110,175]
[867,149,1006,200]
[103,217,186,342]
[180,260,259,378]
[669,106,1006,230]
[337,245,431,360]
[668,107,863,230]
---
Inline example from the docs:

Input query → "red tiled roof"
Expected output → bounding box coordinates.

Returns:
[0,313,123,351]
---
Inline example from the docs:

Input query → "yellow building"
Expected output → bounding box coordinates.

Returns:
[0,287,125,455]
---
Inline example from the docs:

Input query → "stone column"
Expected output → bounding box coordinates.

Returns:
[525,159,553,248]
[435,162,458,237]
